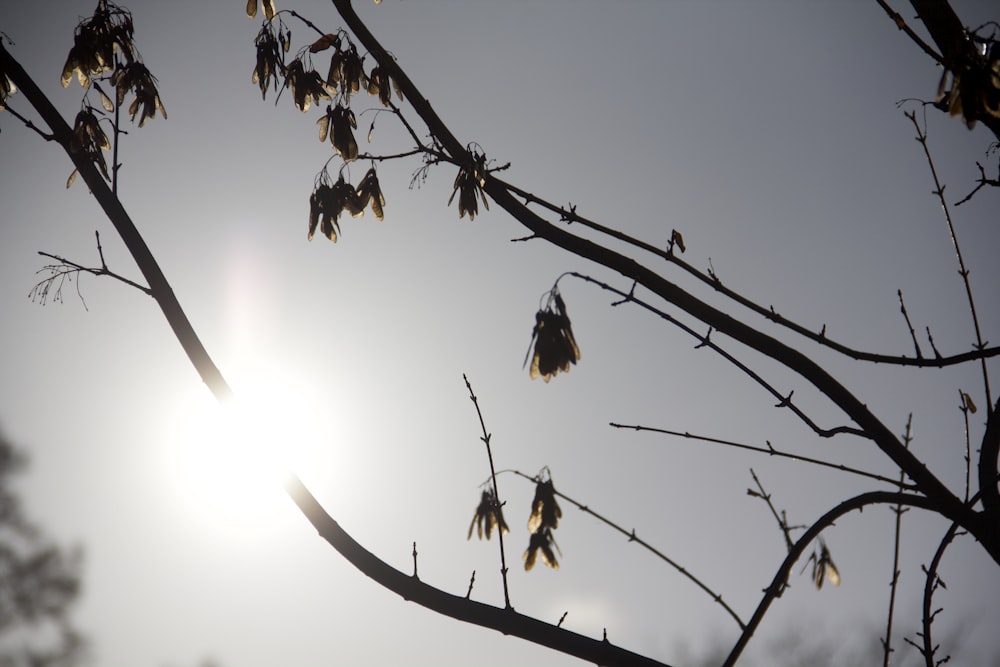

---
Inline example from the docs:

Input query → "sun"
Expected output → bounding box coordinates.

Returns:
[164,361,330,538]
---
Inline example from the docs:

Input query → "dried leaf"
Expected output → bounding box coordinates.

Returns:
[309,34,339,54]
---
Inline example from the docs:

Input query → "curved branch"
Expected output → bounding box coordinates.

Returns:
[328,0,994,560]
[572,272,867,439]
[505,469,746,631]
[905,111,992,409]
[283,475,671,667]
[721,491,948,667]
[0,42,231,402]
[0,39,666,667]
[915,520,963,666]
[497,177,1000,370]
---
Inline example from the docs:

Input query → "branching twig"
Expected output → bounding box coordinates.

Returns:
[463,374,512,609]
[906,111,992,409]
[958,390,974,503]
[1,102,55,140]
[494,176,1000,369]
[329,0,994,565]
[502,469,746,630]
[30,247,153,307]
[910,522,964,667]
[906,110,998,519]
[284,476,672,667]
[570,272,867,439]
[747,469,799,553]
[721,491,955,667]
[954,161,1000,206]
[609,423,917,488]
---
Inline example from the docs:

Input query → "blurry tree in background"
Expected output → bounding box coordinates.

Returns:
[0,432,85,667]
[1,0,999,666]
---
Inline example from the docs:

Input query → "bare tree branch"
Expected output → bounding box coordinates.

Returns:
[283,475,672,667]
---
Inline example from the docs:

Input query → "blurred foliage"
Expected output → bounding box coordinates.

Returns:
[0,431,85,667]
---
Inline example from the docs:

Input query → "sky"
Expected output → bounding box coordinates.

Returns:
[2,1,1000,666]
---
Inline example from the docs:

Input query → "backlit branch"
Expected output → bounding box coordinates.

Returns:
[503,469,746,631]
[284,475,671,667]
[497,176,1000,369]
[721,491,953,667]
[329,1,995,568]
[30,242,153,307]
[570,272,867,439]
[609,423,918,489]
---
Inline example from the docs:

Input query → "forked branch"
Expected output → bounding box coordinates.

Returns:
[328,0,995,569]
[284,475,671,667]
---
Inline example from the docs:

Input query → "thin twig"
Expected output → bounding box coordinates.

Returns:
[747,469,797,553]
[881,415,912,667]
[33,251,152,297]
[958,390,973,503]
[502,469,746,630]
[610,423,917,488]
[570,272,867,439]
[897,289,923,358]
[1,102,55,140]
[906,110,992,409]
[463,374,512,609]
[954,161,1000,206]
[915,523,963,667]
[874,0,945,65]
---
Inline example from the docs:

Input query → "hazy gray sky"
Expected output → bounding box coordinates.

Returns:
[2,1,999,666]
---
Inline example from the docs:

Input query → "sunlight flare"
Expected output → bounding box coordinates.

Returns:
[165,362,327,536]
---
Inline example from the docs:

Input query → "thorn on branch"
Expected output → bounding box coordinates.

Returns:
[95,230,107,270]
[557,611,568,628]
[775,391,794,408]
[610,281,636,307]
[412,541,418,578]
[925,327,942,359]
[694,327,713,349]
[465,570,475,599]
[955,161,1000,206]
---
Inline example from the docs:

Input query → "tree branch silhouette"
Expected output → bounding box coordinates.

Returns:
[721,491,954,667]
[881,415,912,667]
[283,475,672,667]
[499,175,1000,370]
[0,35,676,667]
[324,1,997,568]
[609,423,918,489]
[503,468,747,631]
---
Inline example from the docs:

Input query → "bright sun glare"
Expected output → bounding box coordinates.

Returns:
[165,362,328,537]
